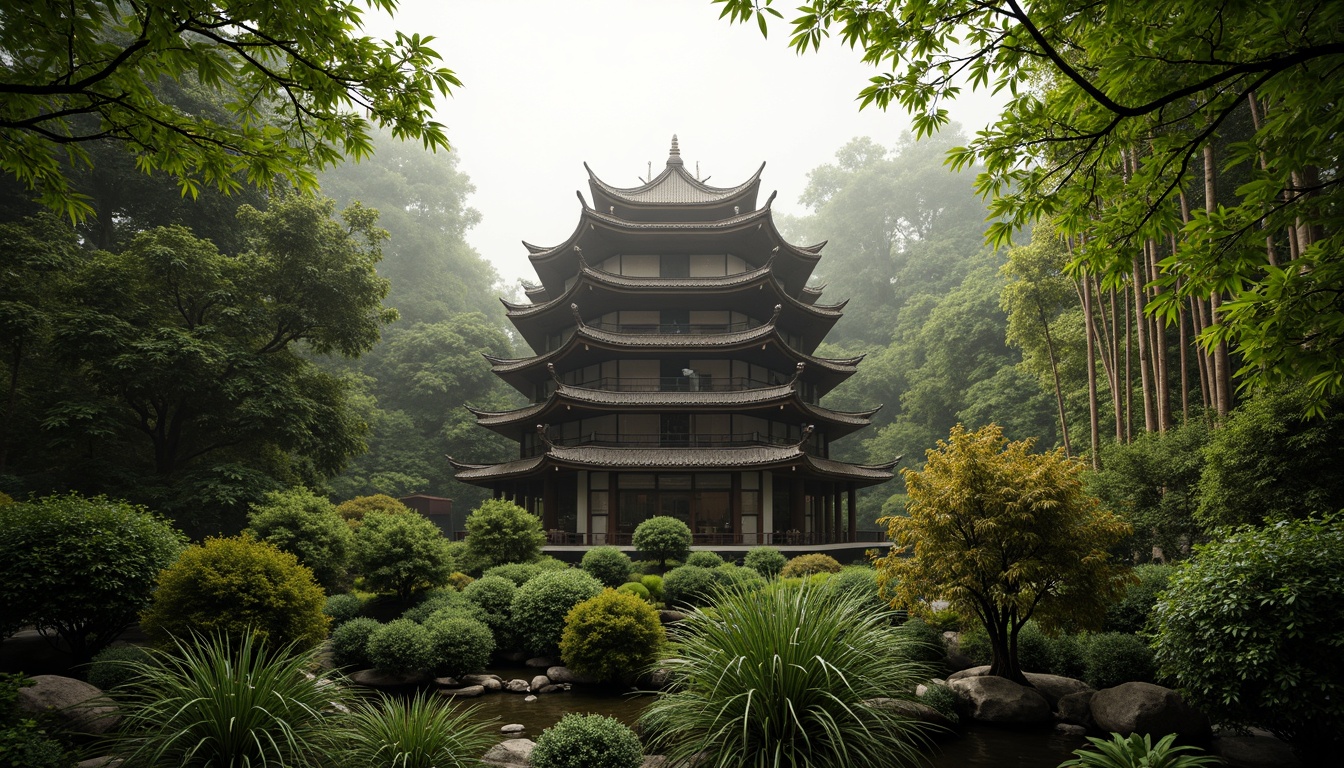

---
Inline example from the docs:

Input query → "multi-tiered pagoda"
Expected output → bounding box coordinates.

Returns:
[450,138,896,553]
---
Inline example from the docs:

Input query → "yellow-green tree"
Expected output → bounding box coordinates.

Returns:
[877,424,1130,683]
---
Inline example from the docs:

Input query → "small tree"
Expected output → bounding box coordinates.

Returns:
[510,569,603,657]
[335,494,411,529]
[633,516,692,571]
[354,511,453,600]
[463,499,546,572]
[743,546,787,577]
[878,424,1130,683]
[580,546,633,587]
[247,487,354,592]
[560,589,664,683]
[0,494,184,661]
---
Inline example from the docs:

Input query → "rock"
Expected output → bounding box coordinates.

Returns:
[915,684,928,697]
[546,666,598,685]
[433,676,459,687]
[524,656,554,668]
[481,738,535,766]
[524,694,537,702]
[349,669,428,689]
[1090,682,1210,739]
[15,675,119,735]
[536,684,563,694]
[530,674,551,691]
[438,685,486,698]
[644,668,672,689]
[1056,690,1097,727]
[476,677,503,691]
[1210,735,1302,768]
[504,678,531,693]
[1055,723,1087,736]
[948,675,1052,724]
[863,697,955,729]
[947,665,990,682]
[658,610,687,624]
[1023,673,1092,709]
[76,758,123,768]
[462,674,503,686]
[500,723,526,734]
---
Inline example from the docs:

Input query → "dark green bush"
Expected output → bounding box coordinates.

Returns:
[87,645,153,692]
[560,589,664,683]
[632,516,692,569]
[324,593,364,626]
[0,493,184,662]
[1104,563,1175,634]
[424,616,494,678]
[896,619,948,671]
[531,713,643,768]
[482,558,566,586]
[141,535,329,651]
[580,546,633,588]
[661,566,720,608]
[743,546,787,577]
[462,574,517,649]
[617,582,651,601]
[462,499,546,572]
[1083,632,1155,689]
[330,617,382,669]
[1017,621,1053,673]
[246,487,354,593]
[685,551,724,568]
[354,511,453,600]
[401,589,471,623]
[639,574,664,602]
[1046,632,1088,680]
[780,553,842,578]
[825,566,887,615]
[0,674,70,768]
[367,619,434,674]
[510,569,604,656]
[957,626,991,666]
[919,682,961,725]
[712,563,767,593]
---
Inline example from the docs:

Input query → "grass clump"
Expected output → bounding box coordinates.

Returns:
[339,691,492,768]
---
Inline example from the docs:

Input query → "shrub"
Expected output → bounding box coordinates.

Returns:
[335,494,411,529]
[109,633,344,768]
[743,546,787,577]
[424,616,494,678]
[354,510,453,599]
[0,493,184,662]
[510,569,604,656]
[825,566,888,615]
[1046,632,1088,679]
[780,553,843,578]
[87,645,153,692]
[1060,732,1220,768]
[367,619,434,674]
[462,575,517,649]
[246,486,354,592]
[560,589,664,683]
[324,593,364,626]
[1151,517,1344,758]
[712,563,766,593]
[446,572,475,591]
[462,499,546,572]
[897,619,948,671]
[1103,563,1174,635]
[661,566,720,608]
[531,713,643,768]
[401,589,472,623]
[580,546,633,587]
[640,583,934,768]
[330,617,382,669]
[617,582,651,601]
[1083,632,1155,689]
[632,516,691,569]
[482,559,565,586]
[639,574,664,602]
[1017,621,1053,673]
[919,683,961,725]
[141,534,328,652]
[685,550,724,568]
[339,691,493,768]
[957,626,992,666]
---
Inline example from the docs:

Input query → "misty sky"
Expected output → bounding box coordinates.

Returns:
[364,0,1004,286]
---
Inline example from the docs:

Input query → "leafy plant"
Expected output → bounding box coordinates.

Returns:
[354,510,453,600]
[246,486,354,592]
[685,551,725,568]
[560,589,664,684]
[919,682,961,725]
[639,574,664,602]
[1060,732,1220,768]
[510,569,604,657]
[743,546,787,577]
[462,499,546,572]
[531,713,643,768]
[423,616,494,679]
[330,617,382,670]
[632,516,692,570]
[324,593,365,626]
[780,553,843,578]
[367,619,433,674]
[1083,633,1156,689]
[462,574,518,649]
[660,566,720,608]
[617,582,651,601]
[87,645,153,693]
[338,691,493,768]
[824,566,888,615]
[0,674,70,768]
[335,494,411,530]
[482,559,565,586]
[1103,564,1175,635]
[640,583,935,768]
[580,546,634,588]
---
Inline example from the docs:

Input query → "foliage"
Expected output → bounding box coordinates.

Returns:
[632,516,692,569]
[338,691,493,768]
[895,619,949,671]
[330,617,382,670]
[531,713,643,768]
[335,494,411,530]
[1060,732,1221,768]
[481,558,567,586]
[1104,564,1174,635]
[1046,632,1088,680]
[141,534,329,652]
[354,510,453,600]
[0,493,183,662]
[462,499,545,572]
[617,582,651,601]
[641,583,934,768]
[367,619,434,675]
[0,673,71,768]
[0,0,459,218]
[956,626,991,667]
[324,594,365,627]
[879,424,1131,682]
[661,566,721,609]
[510,569,604,657]
[685,551,725,569]
[1151,517,1344,757]
[446,572,474,591]
[743,546,787,577]
[462,575,518,649]
[1082,633,1156,690]
[424,616,494,679]
[246,487,354,592]
[87,645,153,693]
[781,553,843,578]
[580,546,634,588]
[560,589,664,684]
[713,563,767,593]
[640,574,665,602]
[823,567,887,616]
[919,683,961,726]
[107,633,345,768]
[1016,621,1054,675]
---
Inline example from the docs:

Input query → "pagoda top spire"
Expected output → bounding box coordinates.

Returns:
[667,134,683,167]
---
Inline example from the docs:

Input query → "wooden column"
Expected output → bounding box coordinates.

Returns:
[832,485,843,543]
[820,491,831,543]
[730,473,742,545]
[847,484,857,542]
[542,476,557,531]
[790,473,805,536]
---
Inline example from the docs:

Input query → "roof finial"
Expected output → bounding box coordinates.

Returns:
[666,134,683,167]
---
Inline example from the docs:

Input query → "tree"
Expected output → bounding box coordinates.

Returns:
[877,424,1131,683]
[353,510,453,600]
[462,499,546,572]
[0,0,459,219]
[334,493,411,529]
[560,589,665,684]
[246,487,354,593]
[632,516,692,571]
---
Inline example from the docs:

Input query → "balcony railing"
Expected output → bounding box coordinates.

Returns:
[567,376,776,392]
[589,321,756,335]
[549,431,797,449]
[538,530,892,547]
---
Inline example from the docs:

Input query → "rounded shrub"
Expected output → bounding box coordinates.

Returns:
[324,593,364,626]
[824,566,887,615]
[632,516,692,569]
[532,713,643,768]
[462,499,546,572]
[510,569,604,656]
[560,589,665,683]
[685,550,724,568]
[1017,621,1053,673]
[331,617,382,669]
[617,582,651,601]
[339,690,494,768]
[0,493,184,662]
[87,644,153,692]
[401,589,472,623]
[780,553,843,578]
[743,546,787,577]
[661,566,720,608]
[1104,563,1175,634]
[580,546,634,587]
[919,682,961,725]
[424,616,494,678]
[367,618,434,674]
[712,563,767,593]
[354,510,453,600]
[446,572,475,591]
[141,534,328,651]
[957,625,991,666]
[639,574,664,602]
[462,574,518,649]
[335,494,411,530]
[1083,632,1156,689]
[896,618,948,670]
[246,487,354,593]
[1046,631,1088,679]
[482,561,559,586]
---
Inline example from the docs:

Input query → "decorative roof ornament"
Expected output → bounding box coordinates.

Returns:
[570,302,583,326]
[667,134,683,167]
[536,424,553,448]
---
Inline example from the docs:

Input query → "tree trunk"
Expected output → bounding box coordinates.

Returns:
[1080,273,1102,468]
[1039,305,1072,457]
[1204,144,1233,417]
[985,613,1028,684]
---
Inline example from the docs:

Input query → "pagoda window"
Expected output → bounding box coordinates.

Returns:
[660,254,690,278]
[689,254,726,276]
[689,359,729,386]
[734,415,770,443]
[623,255,659,276]
[694,414,730,442]
[618,413,658,443]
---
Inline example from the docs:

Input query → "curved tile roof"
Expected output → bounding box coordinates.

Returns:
[585,136,765,205]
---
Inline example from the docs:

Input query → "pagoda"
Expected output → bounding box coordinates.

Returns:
[450,137,897,553]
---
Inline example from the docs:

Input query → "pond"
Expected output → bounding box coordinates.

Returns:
[467,667,1086,768]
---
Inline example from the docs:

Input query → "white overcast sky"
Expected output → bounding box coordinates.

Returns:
[363,0,1004,286]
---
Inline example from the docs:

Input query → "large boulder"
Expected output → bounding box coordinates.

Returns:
[16,675,119,735]
[349,669,428,689]
[1210,735,1302,768]
[1056,690,1097,728]
[530,674,551,691]
[546,665,597,685]
[481,738,535,767]
[1023,673,1092,709]
[948,675,1052,724]
[504,678,531,693]
[437,685,486,698]
[1090,682,1210,739]
[947,665,990,683]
